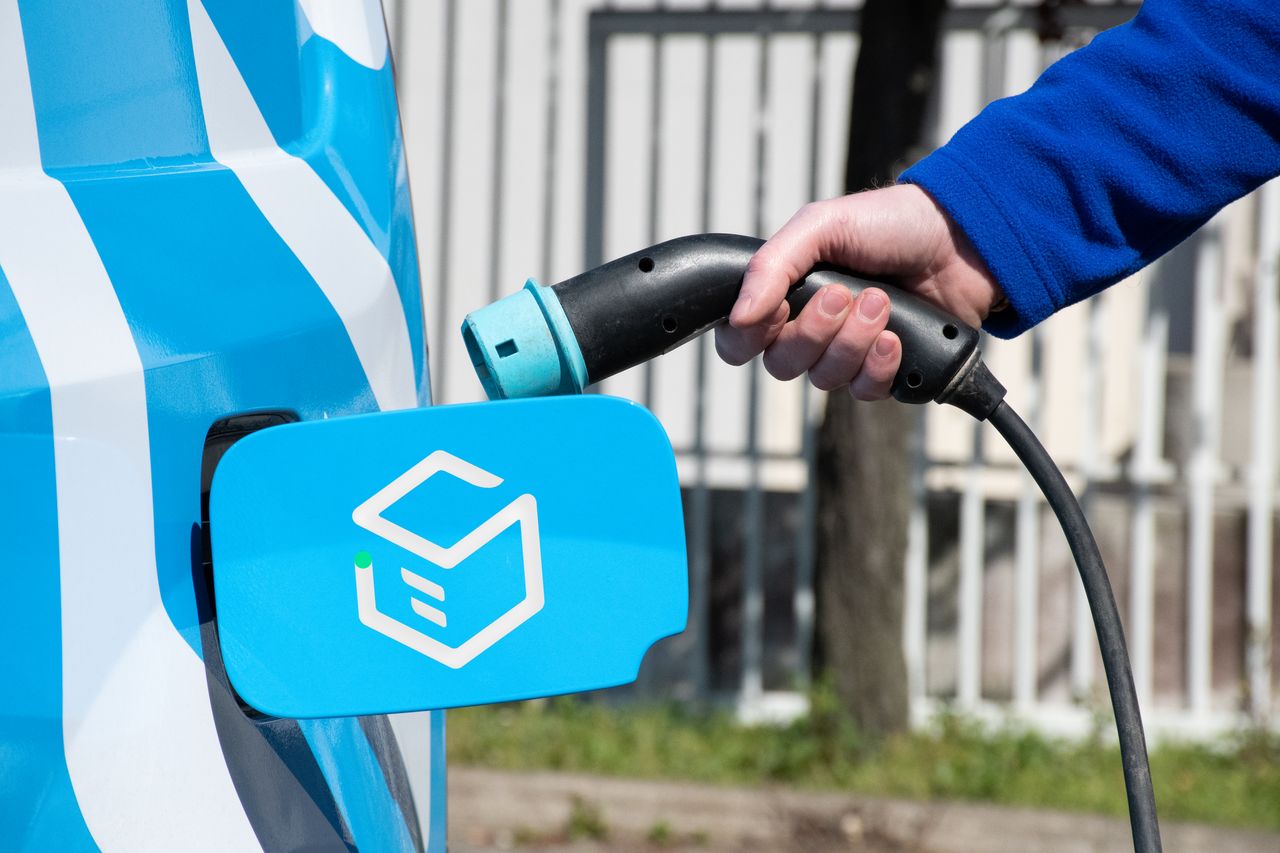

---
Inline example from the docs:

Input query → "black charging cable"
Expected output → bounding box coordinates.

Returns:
[987,401,1161,851]
[467,233,1163,852]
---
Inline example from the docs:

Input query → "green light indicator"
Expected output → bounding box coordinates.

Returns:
[354,551,373,569]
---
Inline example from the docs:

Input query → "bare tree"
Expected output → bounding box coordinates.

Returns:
[815,0,947,737]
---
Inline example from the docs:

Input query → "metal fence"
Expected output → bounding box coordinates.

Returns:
[390,0,1278,739]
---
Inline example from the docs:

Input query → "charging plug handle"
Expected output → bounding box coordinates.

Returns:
[554,233,986,408]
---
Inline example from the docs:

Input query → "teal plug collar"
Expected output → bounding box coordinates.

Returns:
[460,279,588,400]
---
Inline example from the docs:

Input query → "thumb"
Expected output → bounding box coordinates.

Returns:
[730,201,843,329]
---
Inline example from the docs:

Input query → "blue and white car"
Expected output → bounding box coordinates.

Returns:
[0,1,444,849]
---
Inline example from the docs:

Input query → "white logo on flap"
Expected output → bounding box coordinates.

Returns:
[351,450,544,668]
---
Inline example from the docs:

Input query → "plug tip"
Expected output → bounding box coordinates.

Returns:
[460,282,588,399]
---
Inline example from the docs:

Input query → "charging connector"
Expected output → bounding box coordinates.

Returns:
[460,233,1162,853]
[463,234,985,406]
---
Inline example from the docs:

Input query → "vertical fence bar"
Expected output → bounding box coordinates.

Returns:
[1129,274,1170,711]
[432,0,458,402]
[793,27,825,694]
[957,421,987,709]
[1073,295,1107,698]
[584,14,608,269]
[956,11,1011,713]
[1187,221,1224,719]
[685,22,718,702]
[740,25,771,710]
[1247,181,1279,720]
[539,0,561,284]
[1013,330,1044,709]
[487,0,509,304]
[641,15,665,410]
[904,411,929,710]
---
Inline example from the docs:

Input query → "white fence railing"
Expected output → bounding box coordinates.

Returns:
[389,0,1277,740]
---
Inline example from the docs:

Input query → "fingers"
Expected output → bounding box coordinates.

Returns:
[798,287,891,391]
[717,283,901,401]
[715,302,790,366]
[761,286,852,380]
[729,201,836,329]
[848,331,900,401]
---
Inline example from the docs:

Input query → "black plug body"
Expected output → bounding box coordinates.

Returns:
[552,233,993,409]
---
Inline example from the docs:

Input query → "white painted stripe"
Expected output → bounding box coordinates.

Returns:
[402,567,446,601]
[410,598,448,628]
[0,4,261,849]
[187,0,416,412]
[298,0,389,70]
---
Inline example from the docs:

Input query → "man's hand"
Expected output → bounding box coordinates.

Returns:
[714,184,1003,400]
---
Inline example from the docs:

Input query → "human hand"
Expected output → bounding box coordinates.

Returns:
[714,184,1003,400]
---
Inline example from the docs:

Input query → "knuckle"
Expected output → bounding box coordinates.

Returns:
[849,373,891,401]
[714,331,751,366]
[792,321,830,351]
[807,367,843,392]
[798,199,831,223]
[762,348,796,380]
[810,376,839,392]
[868,358,897,383]
[744,252,776,280]
[849,379,882,401]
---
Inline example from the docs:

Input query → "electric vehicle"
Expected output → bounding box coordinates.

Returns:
[0,1,443,849]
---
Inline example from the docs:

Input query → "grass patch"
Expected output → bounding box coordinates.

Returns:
[447,691,1280,832]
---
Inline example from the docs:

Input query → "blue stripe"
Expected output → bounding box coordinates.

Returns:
[17,0,211,174]
[202,0,427,400]
[0,267,98,851]
[429,712,448,853]
[299,718,418,853]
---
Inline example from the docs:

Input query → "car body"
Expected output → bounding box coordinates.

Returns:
[0,1,443,849]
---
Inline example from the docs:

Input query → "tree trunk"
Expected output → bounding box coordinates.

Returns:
[815,0,947,738]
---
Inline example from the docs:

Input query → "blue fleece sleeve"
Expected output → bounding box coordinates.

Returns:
[900,0,1280,337]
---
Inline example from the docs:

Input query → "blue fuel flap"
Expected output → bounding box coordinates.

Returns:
[210,396,687,718]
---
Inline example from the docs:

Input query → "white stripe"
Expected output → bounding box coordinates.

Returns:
[0,5,261,849]
[410,598,448,628]
[298,0,389,70]
[187,0,416,412]
[402,567,446,601]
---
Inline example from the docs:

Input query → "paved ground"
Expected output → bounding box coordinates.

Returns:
[449,767,1280,852]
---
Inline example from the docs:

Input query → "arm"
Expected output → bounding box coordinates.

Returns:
[903,0,1280,336]
[722,0,1280,396]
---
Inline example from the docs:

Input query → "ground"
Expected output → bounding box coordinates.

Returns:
[448,767,1280,853]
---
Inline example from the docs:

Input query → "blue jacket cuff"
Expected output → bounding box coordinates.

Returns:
[900,148,1062,338]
